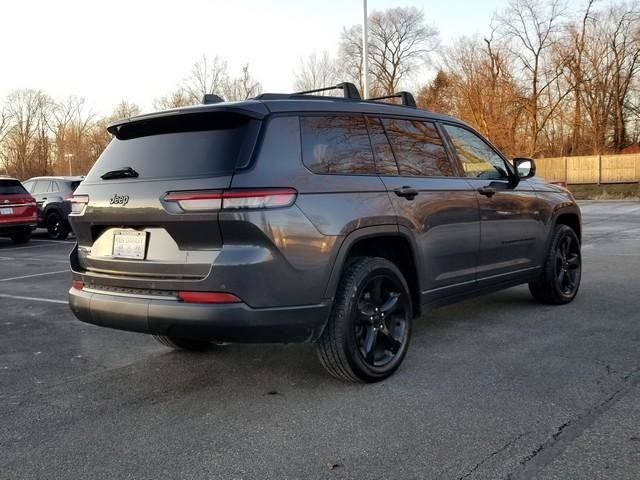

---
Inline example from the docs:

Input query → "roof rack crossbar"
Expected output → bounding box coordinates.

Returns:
[294,82,361,100]
[368,91,417,108]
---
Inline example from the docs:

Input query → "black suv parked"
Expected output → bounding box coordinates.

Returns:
[68,83,582,382]
[23,176,83,239]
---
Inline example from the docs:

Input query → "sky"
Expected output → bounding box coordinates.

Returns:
[1,0,574,115]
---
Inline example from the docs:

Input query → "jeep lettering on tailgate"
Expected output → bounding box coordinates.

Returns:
[109,194,129,206]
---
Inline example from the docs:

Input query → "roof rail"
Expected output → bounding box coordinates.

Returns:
[369,91,417,108]
[202,94,225,105]
[294,82,362,99]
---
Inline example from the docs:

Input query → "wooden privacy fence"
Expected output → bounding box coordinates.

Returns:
[535,153,640,184]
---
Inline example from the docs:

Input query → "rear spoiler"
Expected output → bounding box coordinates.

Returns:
[107,103,268,137]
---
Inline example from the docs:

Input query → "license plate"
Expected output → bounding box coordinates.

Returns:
[0,207,13,215]
[112,231,147,259]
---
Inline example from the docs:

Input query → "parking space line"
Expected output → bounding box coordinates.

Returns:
[0,293,67,304]
[29,239,76,244]
[0,269,70,282]
[0,243,73,251]
[0,256,69,264]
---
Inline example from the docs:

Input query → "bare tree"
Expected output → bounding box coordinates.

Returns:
[52,96,96,175]
[437,34,525,155]
[111,100,141,120]
[609,4,640,150]
[153,89,193,110]
[293,52,338,91]
[223,64,262,101]
[182,55,229,102]
[0,89,55,179]
[339,6,439,97]
[496,0,568,155]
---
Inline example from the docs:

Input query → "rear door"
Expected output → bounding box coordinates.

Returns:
[441,123,543,283]
[70,111,261,280]
[368,117,480,301]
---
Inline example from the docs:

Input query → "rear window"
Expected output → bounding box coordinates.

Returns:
[0,180,28,195]
[301,115,376,175]
[85,113,260,181]
[70,181,82,191]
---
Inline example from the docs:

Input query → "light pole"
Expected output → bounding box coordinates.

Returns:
[64,153,73,176]
[362,0,369,99]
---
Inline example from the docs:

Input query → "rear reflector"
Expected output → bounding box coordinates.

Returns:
[163,188,297,212]
[70,195,89,214]
[178,291,241,304]
[71,280,84,290]
[222,188,297,209]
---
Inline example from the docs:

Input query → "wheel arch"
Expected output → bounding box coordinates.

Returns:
[555,210,581,242]
[324,226,422,318]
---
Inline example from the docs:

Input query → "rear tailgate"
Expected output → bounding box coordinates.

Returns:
[0,180,37,226]
[70,111,261,280]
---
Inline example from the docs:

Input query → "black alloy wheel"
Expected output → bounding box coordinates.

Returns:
[354,275,409,368]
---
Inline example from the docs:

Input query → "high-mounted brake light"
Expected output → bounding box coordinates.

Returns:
[163,188,297,212]
[70,195,89,214]
[178,291,241,303]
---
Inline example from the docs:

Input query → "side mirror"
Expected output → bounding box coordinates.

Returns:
[513,157,536,179]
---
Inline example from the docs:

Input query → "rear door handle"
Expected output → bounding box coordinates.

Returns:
[477,187,496,197]
[394,186,419,200]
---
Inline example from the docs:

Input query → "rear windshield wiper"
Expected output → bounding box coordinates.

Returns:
[101,167,139,180]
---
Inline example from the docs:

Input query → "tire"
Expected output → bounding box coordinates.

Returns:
[46,211,69,240]
[315,257,413,383]
[529,224,581,305]
[10,230,32,244]
[152,334,212,351]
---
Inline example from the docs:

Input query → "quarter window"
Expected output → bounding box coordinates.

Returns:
[300,115,376,175]
[382,119,453,177]
[444,125,509,179]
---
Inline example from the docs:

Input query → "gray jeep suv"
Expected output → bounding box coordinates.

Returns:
[68,83,582,382]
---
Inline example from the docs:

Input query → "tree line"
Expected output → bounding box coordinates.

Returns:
[1,0,638,179]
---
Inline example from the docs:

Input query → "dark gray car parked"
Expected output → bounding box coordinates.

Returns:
[68,83,582,382]
[23,176,83,239]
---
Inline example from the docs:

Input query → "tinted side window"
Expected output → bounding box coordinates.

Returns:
[382,119,453,177]
[32,181,49,194]
[301,115,375,175]
[444,125,508,179]
[366,117,398,175]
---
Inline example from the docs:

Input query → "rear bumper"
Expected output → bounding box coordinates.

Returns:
[68,287,331,343]
[0,220,36,234]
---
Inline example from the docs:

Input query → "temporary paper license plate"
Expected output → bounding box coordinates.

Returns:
[0,207,13,215]
[112,231,147,259]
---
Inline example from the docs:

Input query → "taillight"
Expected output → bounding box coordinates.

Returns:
[70,195,89,214]
[71,280,84,290]
[178,291,241,303]
[163,188,297,212]
[163,191,223,211]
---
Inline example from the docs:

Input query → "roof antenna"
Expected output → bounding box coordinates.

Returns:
[202,94,225,104]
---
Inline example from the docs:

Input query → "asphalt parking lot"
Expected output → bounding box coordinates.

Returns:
[1,201,639,480]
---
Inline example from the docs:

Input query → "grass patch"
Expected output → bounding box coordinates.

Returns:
[568,183,640,200]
